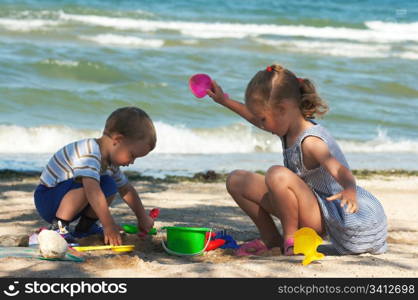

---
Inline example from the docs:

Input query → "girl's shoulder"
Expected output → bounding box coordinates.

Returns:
[296,121,342,157]
[298,120,325,142]
[301,121,350,168]
[301,121,334,142]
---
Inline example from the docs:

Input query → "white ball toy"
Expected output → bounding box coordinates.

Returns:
[38,230,68,259]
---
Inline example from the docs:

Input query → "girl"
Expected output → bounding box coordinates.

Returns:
[207,64,387,256]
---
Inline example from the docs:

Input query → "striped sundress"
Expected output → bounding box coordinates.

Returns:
[282,121,388,254]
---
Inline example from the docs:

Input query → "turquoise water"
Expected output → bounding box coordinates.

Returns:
[0,0,417,175]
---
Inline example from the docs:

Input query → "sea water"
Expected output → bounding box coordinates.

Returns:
[0,0,417,176]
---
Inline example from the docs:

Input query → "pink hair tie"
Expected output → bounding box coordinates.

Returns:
[297,77,304,83]
[266,66,273,72]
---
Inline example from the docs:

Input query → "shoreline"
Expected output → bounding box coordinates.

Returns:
[1,169,418,183]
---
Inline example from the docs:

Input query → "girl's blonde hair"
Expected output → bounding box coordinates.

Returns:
[245,64,328,119]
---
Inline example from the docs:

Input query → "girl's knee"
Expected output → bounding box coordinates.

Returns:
[265,165,289,188]
[226,169,248,194]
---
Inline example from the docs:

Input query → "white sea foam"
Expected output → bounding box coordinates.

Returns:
[80,34,164,48]
[254,38,390,58]
[40,59,80,67]
[2,11,418,44]
[0,124,417,155]
[39,59,104,69]
[338,129,418,153]
[397,51,418,60]
[0,18,60,31]
[57,12,418,43]
[16,10,57,18]
[153,122,281,154]
[0,125,98,154]
[365,21,418,34]
[254,38,418,60]
[58,12,158,31]
[0,123,280,154]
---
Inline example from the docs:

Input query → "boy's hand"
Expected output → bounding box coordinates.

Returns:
[326,188,358,214]
[104,224,122,246]
[138,215,154,234]
[207,80,229,104]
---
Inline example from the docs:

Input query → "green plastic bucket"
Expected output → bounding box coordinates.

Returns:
[161,226,211,256]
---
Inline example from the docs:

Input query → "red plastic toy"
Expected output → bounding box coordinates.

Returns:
[206,239,226,251]
[149,208,160,219]
[138,208,160,237]
[204,231,226,251]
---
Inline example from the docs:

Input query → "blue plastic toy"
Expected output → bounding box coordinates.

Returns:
[215,232,239,249]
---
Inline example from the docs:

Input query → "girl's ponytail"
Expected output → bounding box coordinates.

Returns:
[298,78,328,119]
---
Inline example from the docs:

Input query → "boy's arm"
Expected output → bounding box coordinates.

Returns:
[206,81,262,129]
[82,177,116,227]
[82,177,121,245]
[118,183,147,220]
[118,183,154,232]
[302,136,358,213]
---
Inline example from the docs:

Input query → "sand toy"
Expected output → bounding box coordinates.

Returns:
[122,208,160,237]
[72,245,135,253]
[189,73,229,99]
[161,226,212,256]
[293,227,325,266]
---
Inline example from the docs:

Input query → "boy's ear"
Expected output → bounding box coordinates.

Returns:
[112,134,125,145]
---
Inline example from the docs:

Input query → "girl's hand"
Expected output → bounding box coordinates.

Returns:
[138,215,154,234]
[326,188,358,213]
[206,80,229,104]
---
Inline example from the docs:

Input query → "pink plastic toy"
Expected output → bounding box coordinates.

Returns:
[189,74,211,98]
[189,73,229,99]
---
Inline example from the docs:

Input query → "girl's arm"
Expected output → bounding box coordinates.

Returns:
[206,81,262,129]
[302,136,358,213]
[118,183,154,232]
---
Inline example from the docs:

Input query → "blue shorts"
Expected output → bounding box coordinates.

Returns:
[34,175,117,223]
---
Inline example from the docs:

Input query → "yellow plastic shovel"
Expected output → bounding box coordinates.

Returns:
[72,245,135,253]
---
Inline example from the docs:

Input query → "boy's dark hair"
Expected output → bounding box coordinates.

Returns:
[104,106,156,149]
[245,64,328,119]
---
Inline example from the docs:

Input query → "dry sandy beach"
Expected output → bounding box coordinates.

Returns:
[0,174,417,278]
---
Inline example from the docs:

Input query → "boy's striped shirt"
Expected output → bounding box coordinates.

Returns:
[40,138,129,188]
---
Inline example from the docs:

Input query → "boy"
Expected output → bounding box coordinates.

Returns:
[34,107,156,245]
